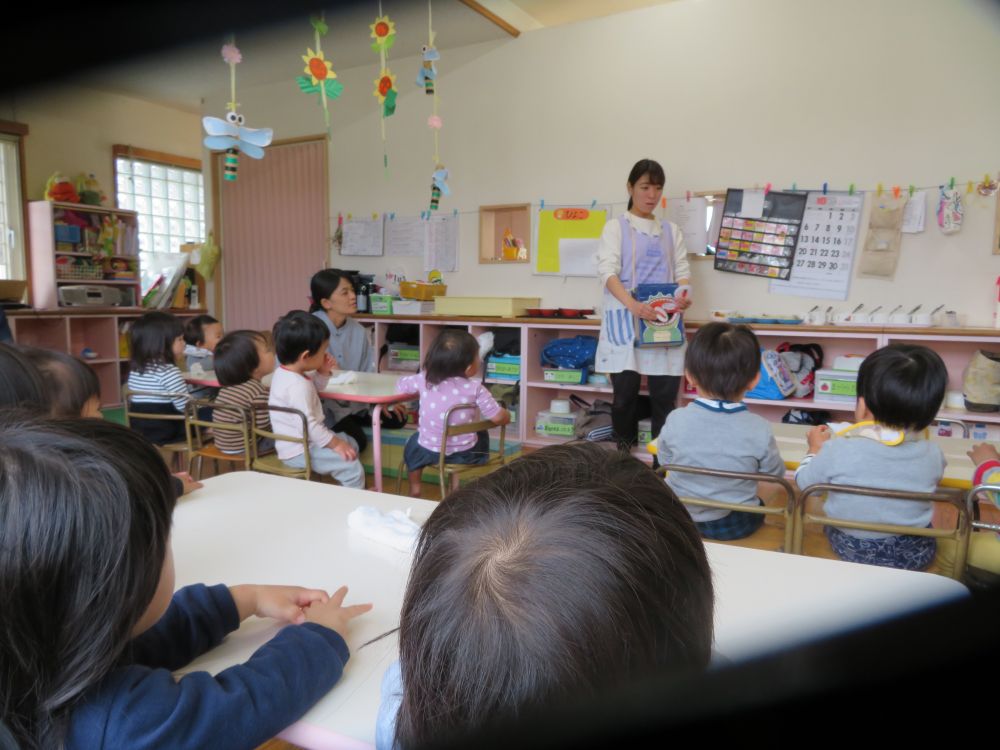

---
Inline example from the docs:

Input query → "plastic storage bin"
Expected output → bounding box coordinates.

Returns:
[388,344,420,371]
[486,353,521,380]
[535,409,580,437]
[814,368,858,402]
[542,367,587,384]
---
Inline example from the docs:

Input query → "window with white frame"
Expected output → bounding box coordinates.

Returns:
[0,132,26,281]
[114,155,205,258]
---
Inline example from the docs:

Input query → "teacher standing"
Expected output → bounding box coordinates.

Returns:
[596,159,692,451]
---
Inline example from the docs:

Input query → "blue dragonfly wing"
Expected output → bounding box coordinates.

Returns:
[203,116,237,137]
[238,142,265,159]
[238,127,273,147]
[203,135,239,150]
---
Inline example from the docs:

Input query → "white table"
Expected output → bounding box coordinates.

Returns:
[172,472,967,749]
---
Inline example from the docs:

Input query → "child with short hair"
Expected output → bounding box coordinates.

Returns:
[795,344,948,570]
[21,346,102,418]
[0,342,53,414]
[126,311,191,444]
[183,314,223,371]
[657,322,785,540]
[395,329,510,498]
[269,310,365,488]
[375,442,714,749]
[0,416,371,750]
[213,329,276,456]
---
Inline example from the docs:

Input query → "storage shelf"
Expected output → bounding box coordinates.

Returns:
[56,279,138,285]
[525,379,613,394]
[55,252,137,260]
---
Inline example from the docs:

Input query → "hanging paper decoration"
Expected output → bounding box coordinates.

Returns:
[430,165,449,211]
[203,39,273,182]
[371,6,397,173]
[416,43,439,94]
[297,14,343,137]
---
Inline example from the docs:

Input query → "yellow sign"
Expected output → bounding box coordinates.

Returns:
[535,207,607,274]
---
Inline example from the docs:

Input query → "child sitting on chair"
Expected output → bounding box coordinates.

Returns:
[268,311,365,488]
[395,330,509,498]
[795,344,947,571]
[183,314,223,401]
[657,322,785,541]
[213,330,276,456]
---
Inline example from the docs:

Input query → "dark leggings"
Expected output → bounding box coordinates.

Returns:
[329,409,408,455]
[611,371,680,450]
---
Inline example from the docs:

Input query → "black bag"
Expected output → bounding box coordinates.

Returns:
[491,328,521,356]
[385,324,419,345]
[569,394,614,441]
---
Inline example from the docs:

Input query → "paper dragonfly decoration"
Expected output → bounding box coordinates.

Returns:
[298,16,343,134]
[430,165,449,211]
[416,44,439,94]
[203,113,274,181]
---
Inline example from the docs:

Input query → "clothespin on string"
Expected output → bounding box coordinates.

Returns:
[764,182,772,195]
[685,191,691,203]
[908,185,915,197]
[949,177,955,191]
[848,183,855,196]
[892,185,901,200]
[822,182,828,196]
[876,183,883,198]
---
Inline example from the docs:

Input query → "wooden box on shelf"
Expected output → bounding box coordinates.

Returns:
[479,203,531,264]
[29,200,141,309]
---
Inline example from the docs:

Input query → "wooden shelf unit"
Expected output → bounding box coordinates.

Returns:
[356,314,1000,446]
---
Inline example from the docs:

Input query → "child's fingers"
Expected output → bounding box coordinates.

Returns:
[295,588,330,606]
[329,585,349,607]
[341,602,374,619]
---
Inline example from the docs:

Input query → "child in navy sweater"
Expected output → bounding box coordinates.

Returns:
[0,417,371,750]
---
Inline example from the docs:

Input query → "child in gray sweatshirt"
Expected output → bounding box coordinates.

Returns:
[795,344,948,570]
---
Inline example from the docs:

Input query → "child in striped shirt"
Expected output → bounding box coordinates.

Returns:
[127,312,190,444]
[212,330,276,456]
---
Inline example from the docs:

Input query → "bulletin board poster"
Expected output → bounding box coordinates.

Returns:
[714,189,807,280]
[769,192,863,300]
[534,206,608,277]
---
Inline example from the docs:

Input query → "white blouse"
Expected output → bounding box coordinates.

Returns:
[596,212,690,287]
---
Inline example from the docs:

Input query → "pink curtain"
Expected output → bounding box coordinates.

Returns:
[219,139,328,331]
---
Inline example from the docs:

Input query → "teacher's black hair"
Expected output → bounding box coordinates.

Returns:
[626,159,666,210]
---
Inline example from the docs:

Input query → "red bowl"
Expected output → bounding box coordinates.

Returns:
[538,308,559,317]
[558,308,595,318]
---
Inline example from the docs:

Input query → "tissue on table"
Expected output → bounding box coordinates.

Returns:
[327,370,358,385]
[347,505,421,553]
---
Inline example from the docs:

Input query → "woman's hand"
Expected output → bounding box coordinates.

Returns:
[629,299,660,322]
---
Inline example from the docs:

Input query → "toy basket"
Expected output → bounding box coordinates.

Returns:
[56,263,104,280]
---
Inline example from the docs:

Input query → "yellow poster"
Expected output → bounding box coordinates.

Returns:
[535,207,608,276]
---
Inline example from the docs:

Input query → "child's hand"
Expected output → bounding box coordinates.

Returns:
[173,472,203,495]
[318,353,337,376]
[229,584,330,623]
[806,425,832,453]
[328,436,358,461]
[968,443,1000,466]
[303,585,373,638]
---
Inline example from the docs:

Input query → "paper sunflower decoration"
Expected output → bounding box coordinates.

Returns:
[297,15,342,136]
[373,69,398,117]
[370,15,396,52]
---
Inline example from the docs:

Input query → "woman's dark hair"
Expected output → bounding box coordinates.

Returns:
[685,322,761,401]
[626,158,666,210]
[272,310,329,365]
[0,342,49,413]
[309,269,354,313]
[129,311,183,373]
[21,347,101,417]
[423,329,479,385]
[214,330,268,387]
[183,314,220,347]
[0,417,176,749]
[395,442,714,748]
[857,344,947,431]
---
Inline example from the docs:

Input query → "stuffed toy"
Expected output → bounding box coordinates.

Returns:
[44,173,79,203]
[75,173,106,205]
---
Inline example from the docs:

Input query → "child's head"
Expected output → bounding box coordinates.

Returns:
[626,158,665,212]
[0,342,50,414]
[129,311,184,373]
[423,329,479,385]
[395,442,714,747]
[183,314,223,352]
[21,346,102,418]
[684,322,761,401]
[214,330,275,386]
[0,417,176,748]
[272,310,330,367]
[309,269,357,316]
[857,344,947,431]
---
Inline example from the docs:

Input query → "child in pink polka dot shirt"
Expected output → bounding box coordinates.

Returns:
[396,330,510,497]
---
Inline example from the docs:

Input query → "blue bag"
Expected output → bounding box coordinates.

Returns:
[745,349,797,400]
[540,335,598,370]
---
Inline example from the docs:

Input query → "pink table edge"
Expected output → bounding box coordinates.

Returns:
[279,719,373,750]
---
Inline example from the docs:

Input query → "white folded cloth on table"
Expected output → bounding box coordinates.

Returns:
[347,505,421,553]
[327,371,358,385]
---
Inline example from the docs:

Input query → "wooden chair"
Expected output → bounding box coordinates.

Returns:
[397,402,508,499]
[963,483,1000,585]
[122,386,191,472]
[185,399,251,480]
[794,483,971,579]
[655,464,798,553]
[934,417,969,438]
[250,404,311,480]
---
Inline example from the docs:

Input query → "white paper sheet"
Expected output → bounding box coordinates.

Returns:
[901,190,926,234]
[340,216,385,256]
[739,189,766,218]
[557,237,600,276]
[384,216,427,257]
[425,214,459,272]
[667,197,709,254]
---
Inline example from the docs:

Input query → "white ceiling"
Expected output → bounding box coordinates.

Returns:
[71,0,678,112]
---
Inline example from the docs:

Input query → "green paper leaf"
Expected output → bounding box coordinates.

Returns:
[383,88,397,117]
[310,17,329,35]
[383,34,396,52]
[296,75,320,94]
[324,79,344,99]
[370,34,396,53]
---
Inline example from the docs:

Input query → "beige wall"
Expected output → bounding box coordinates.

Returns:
[2,86,202,201]
[205,0,1000,326]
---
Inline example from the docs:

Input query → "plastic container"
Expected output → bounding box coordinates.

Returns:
[486,353,521,380]
[399,281,447,301]
[550,399,571,414]
[814,368,858,402]
[638,418,652,444]
[370,294,394,315]
[388,344,420,372]
[542,367,587,384]
[535,409,580,437]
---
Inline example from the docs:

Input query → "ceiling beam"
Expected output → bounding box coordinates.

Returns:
[456,0,521,37]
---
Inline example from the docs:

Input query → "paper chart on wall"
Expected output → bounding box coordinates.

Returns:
[769,192,863,300]
[384,216,427,257]
[425,214,459,272]
[340,216,385,256]
[901,190,926,233]
[667,197,708,255]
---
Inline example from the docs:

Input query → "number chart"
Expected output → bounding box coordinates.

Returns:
[769,192,863,300]
[714,190,807,280]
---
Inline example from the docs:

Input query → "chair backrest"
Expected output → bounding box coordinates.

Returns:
[795,482,971,579]
[251,403,310,478]
[968,483,1000,533]
[122,385,190,427]
[655,464,798,552]
[439,401,506,461]
[186,398,251,459]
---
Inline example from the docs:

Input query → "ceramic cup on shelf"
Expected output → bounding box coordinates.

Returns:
[943,311,960,327]
[911,312,933,326]
[868,311,888,324]
[833,312,853,324]
[806,309,829,325]
[889,312,911,325]
[852,312,871,324]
